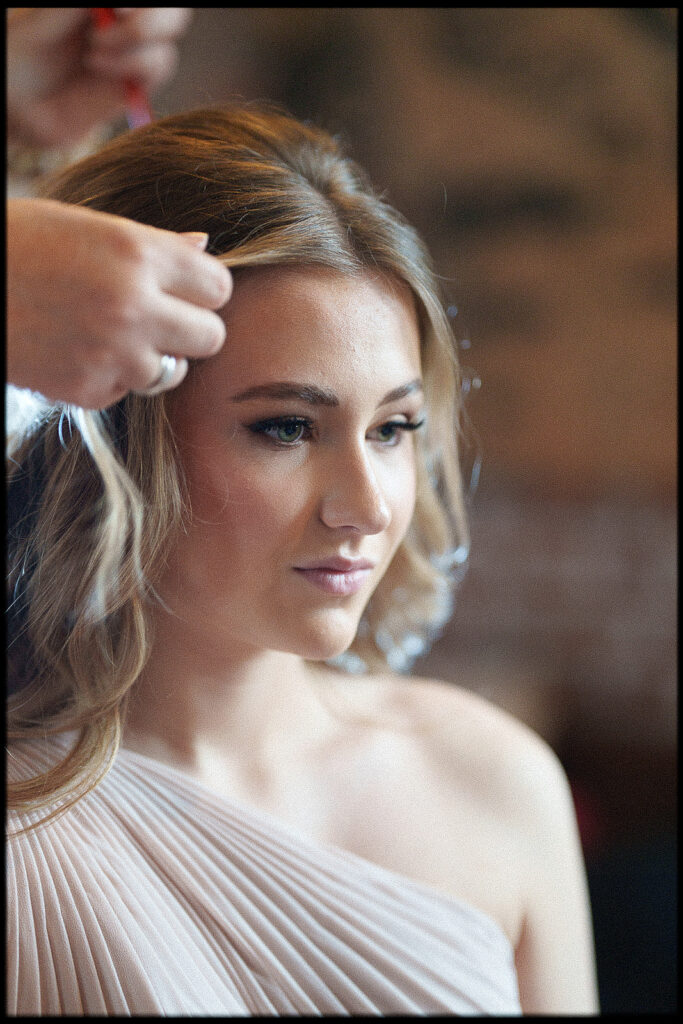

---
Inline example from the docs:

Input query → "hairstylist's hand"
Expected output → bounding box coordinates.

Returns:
[7,8,192,147]
[7,198,232,409]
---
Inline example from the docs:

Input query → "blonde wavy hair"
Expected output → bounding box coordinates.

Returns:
[7,103,469,826]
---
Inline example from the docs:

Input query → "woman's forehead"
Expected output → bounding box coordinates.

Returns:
[222,264,416,324]
[204,266,423,398]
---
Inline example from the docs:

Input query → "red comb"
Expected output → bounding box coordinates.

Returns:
[90,8,152,129]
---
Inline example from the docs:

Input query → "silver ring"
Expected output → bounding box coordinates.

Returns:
[135,354,177,396]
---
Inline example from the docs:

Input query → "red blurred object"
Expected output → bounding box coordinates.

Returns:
[90,8,152,128]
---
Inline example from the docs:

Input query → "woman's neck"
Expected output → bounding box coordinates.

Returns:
[121,607,338,778]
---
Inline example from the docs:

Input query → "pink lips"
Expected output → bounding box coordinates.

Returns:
[293,557,375,596]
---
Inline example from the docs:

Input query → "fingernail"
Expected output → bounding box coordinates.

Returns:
[180,231,209,250]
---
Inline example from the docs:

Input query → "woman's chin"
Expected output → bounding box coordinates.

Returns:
[281,619,362,663]
[292,637,357,664]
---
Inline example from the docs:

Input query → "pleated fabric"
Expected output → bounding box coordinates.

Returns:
[6,735,521,1016]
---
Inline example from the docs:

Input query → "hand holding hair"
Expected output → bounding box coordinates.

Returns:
[6,197,232,409]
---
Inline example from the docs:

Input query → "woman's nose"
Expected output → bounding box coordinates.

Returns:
[319,448,391,534]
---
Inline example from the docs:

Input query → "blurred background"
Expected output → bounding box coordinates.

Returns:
[152,8,676,1012]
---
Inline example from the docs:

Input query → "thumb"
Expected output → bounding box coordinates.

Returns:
[177,231,209,251]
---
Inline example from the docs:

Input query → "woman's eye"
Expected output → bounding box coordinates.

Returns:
[370,419,425,445]
[375,423,402,444]
[249,417,312,445]
[272,421,305,443]
[249,416,424,447]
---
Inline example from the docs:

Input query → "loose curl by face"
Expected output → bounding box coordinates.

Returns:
[7,103,469,827]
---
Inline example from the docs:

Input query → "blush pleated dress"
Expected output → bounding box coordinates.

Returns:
[6,734,521,1016]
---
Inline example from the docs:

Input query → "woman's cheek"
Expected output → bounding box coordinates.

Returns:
[383,454,418,534]
[203,460,305,535]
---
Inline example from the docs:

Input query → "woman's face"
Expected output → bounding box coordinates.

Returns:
[162,266,424,661]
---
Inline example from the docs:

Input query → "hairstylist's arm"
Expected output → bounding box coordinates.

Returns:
[7,7,192,147]
[7,198,232,408]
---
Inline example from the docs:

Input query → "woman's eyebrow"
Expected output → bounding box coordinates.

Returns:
[379,378,423,406]
[230,382,339,406]
[230,378,423,408]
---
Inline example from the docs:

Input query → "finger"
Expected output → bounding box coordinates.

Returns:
[141,293,228,361]
[84,41,179,92]
[91,8,192,48]
[177,232,210,251]
[130,353,189,395]
[23,76,133,147]
[154,238,233,311]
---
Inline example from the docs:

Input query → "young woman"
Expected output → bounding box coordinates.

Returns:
[6,104,598,1015]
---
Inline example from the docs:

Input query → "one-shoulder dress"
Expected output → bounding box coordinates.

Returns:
[6,735,521,1016]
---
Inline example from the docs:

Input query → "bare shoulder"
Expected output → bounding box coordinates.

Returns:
[348,672,599,1014]
[328,668,571,821]
[401,675,587,891]
[375,671,566,798]
[409,675,598,1014]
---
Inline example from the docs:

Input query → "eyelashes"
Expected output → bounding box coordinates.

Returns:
[247,416,425,448]
[249,417,312,445]
[372,419,425,445]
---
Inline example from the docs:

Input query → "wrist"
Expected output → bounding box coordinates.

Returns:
[6,105,67,175]
[7,127,111,194]
[7,139,69,182]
